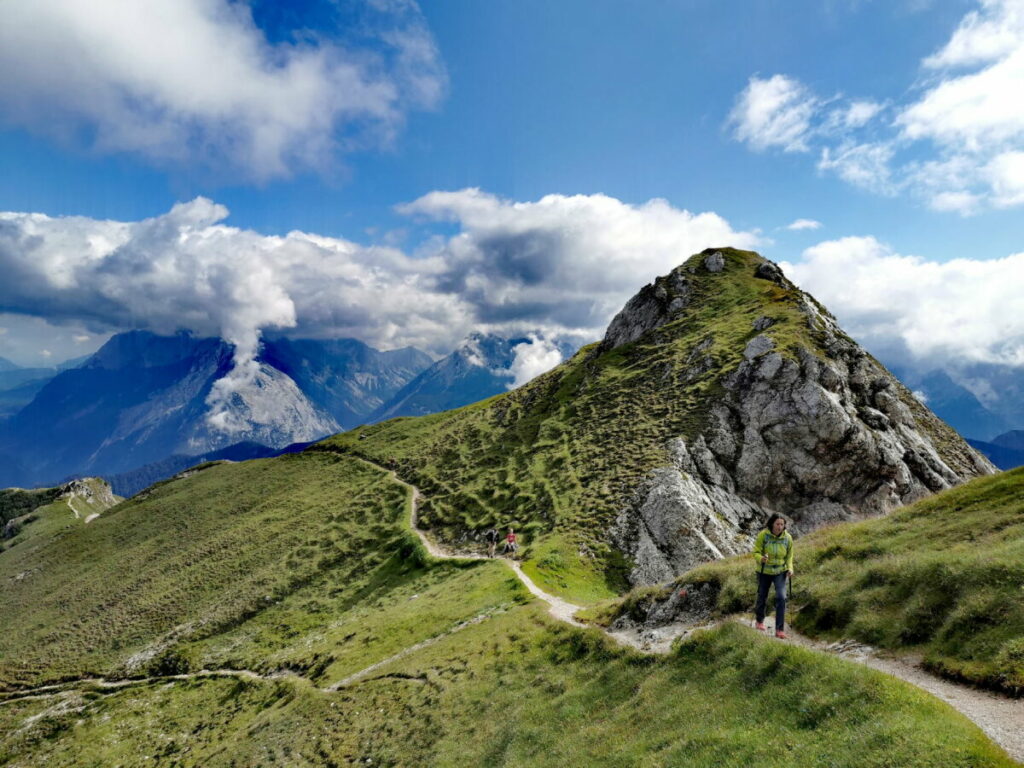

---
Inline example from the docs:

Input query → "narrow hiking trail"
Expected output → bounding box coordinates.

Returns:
[358,456,1024,764]
[6,457,1020,763]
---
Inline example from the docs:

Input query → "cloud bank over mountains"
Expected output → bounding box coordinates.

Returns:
[2,191,1023,431]
[0,0,445,181]
[0,190,758,424]
[730,0,1024,215]
[781,237,1024,369]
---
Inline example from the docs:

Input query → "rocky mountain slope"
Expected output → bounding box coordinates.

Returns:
[0,331,431,488]
[371,333,529,421]
[322,248,992,594]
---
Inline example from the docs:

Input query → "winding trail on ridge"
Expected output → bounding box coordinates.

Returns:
[359,456,1024,764]
[4,456,1019,762]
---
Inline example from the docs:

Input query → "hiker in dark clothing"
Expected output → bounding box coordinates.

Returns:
[753,513,794,639]
[484,527,500,558]
[502,527,518,556]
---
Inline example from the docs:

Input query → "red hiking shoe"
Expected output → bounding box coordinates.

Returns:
[755,622,766,631]
[775,630,787,640]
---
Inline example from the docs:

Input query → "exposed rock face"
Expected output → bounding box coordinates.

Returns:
[602,270,693,350]
[611,249,995,587]
[59,478,119,508]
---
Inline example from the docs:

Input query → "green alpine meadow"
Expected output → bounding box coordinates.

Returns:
[1,249,1021,766]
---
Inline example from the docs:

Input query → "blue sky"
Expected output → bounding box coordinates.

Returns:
[1,0,1023,373]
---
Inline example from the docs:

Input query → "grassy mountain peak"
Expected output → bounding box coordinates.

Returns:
[316,248,991,600]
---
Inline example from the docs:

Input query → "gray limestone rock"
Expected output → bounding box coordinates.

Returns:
[602,268,692,350]
[610,254,995,590]
[704,251,726,272]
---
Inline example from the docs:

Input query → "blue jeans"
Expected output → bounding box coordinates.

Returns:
[755,571,788,631]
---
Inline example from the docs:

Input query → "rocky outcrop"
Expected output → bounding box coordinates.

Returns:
[59,478,119,507]
[602,269,693,350]
[611,249,995,587]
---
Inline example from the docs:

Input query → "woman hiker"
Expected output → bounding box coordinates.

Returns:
[753,513,794,639]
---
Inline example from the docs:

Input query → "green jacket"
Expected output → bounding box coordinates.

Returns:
[753,529,794,575]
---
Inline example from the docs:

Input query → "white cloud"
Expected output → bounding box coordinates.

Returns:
[731,1,1024,212]
[781,236,1024,367]
[786,219,823,231]
[0,0,445,181]
[838,100,884,128]
[40,349,52,358]
[923,0,1024,68]
[503,336,564,389]
[728,75,817,152]
[73,334,91,343]
[929,190,983,215]
[818,141,897,194]
[399,188,760,332]
[985,150,1024,206]
[0,192,759,427]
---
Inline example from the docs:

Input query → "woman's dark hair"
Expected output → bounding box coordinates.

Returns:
[765,513,787,532]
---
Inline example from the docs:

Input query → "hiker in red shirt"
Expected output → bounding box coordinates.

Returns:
[503,527,518,556]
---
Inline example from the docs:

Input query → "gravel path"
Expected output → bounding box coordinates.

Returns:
[357,456,1023,764]
[9,456,1018,764]
[742,616,1024,763]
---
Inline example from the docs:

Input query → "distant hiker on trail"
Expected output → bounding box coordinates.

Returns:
[485,527,500,558]
[753,513,794,639]
[503,527,518,556]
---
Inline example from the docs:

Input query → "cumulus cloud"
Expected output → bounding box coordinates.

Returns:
[399,188,759,333]
[729,1,1024,212]
[780,236,1024,368]
[0,191,758,428]
[786,219,823,231]
[503,336,564,389]
[728,75,817,152]
[0,0,445,181]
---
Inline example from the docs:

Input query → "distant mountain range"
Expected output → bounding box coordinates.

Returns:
[0,330,575,491]
[0,355,92,416]
[884,363,1024,443]
[966,430,1024,471]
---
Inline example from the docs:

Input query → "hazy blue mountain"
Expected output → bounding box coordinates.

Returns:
[259,337,432,429]
[0,354,91,402]
[883,365,1010,441]
[105,441,278,497]
[992,430,1024,451]
[0,331,432,489]
[0,377,54,417]
[966,438,1024,471]
[371,333,540,422]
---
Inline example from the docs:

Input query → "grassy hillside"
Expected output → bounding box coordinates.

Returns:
[0,451,1016,765]
[607,467,1024,694]
[0,487,61,527]
[1,479,119,553]
[314,249,837,600]
[313,248,979,605]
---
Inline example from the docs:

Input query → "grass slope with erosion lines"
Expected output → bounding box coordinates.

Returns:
[0,614,1014,767]
[0,452,522,689]
[606,467,1024,694]
[315,248,956,604]
[0,448,1016,765]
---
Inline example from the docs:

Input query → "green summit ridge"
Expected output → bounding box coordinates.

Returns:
[314,247,989,602]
